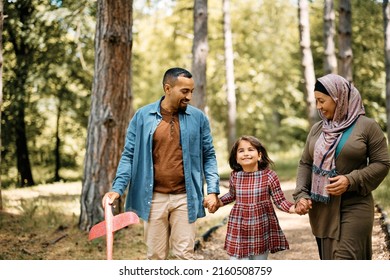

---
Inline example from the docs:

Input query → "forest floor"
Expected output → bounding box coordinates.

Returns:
[0,181,389,260]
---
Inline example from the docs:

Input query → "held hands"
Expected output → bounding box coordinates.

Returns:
[288,204,296,214]
[295,198,312,215]
[203,193,222,214]
[326,175,350,196]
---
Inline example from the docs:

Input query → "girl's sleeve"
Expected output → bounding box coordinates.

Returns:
[269,171,293,213]
[219,172,236,205]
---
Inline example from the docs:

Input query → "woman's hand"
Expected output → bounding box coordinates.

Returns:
[326,175,350,196]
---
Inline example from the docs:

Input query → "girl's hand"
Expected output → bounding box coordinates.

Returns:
[288,204,295,214]
[295,198,312,215]
[203,194,219,213]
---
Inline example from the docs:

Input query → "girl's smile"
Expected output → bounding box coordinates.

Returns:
[236,140,261,172]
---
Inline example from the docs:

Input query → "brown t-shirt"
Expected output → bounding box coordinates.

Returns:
[152,106,186,194]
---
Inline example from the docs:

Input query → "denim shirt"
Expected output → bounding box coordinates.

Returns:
[112,98,220,223]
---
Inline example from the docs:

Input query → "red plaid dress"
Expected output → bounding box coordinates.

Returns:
[220,169,293,258]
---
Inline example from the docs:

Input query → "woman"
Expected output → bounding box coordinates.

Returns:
[293,74,390,260]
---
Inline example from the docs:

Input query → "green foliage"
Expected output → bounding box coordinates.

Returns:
[1,0,95,187]
[1,0,388,187]
[351,0,386,130]
[310,0,386,129]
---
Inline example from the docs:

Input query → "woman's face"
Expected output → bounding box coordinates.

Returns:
[315,91,336,120]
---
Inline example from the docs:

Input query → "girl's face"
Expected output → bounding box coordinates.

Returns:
[315,91,336,120]
[236,140,261,172]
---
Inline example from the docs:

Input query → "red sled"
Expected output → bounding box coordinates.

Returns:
[89,197,139,260]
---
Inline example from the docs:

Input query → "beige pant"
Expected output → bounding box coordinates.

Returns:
[144,192,196,260]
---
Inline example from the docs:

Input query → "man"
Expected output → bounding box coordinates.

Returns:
[103,67,220,260]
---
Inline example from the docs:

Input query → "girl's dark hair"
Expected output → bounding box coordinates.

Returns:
[228,135,274,171]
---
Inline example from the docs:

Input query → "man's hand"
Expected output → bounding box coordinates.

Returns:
[102,192,120,208]
[203,193,219,213]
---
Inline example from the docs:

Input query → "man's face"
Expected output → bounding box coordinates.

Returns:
[164,76,194,112]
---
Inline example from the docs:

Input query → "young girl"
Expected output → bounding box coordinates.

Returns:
[215,135,295,260]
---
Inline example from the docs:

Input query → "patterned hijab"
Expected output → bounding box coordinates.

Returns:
[311,74,365,203]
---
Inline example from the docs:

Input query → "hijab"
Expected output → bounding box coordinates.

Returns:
[311,74,365,203]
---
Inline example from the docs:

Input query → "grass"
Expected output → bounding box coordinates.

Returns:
[0,182,146,260]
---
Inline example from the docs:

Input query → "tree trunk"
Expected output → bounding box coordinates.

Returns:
[0,0,3,210]
[338,0,353,82]
[384,0,390,142]
[223,0,236,151]
[5,2,35,187]
[79,0,133,231]
[323,0,337,74]
[15,95,34,186]
[191,0,208,113]
[54,92,62,182]
[298,0,317,127]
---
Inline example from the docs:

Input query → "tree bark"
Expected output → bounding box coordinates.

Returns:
[223,0,236,151]
[5,2,35,187]
[323,0,337,74]
[79,0,133,231]
[338,0,353,82]
[0,0,3,210]
[15,94,34,186]
[191,0,208,113]
[384,0,390,142]
[298,0,317,127]
[54,92,62,182]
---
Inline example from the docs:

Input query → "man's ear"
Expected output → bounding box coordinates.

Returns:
[163,83,171,94]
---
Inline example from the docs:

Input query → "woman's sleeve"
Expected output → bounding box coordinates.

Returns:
[345,121,390,196]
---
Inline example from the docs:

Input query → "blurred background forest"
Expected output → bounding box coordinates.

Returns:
[1,0,389,222]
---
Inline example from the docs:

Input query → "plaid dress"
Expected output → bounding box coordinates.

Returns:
[220,169,293,258]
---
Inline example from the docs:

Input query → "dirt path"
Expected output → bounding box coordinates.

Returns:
[1,181,389,260]
[194,181,390,260]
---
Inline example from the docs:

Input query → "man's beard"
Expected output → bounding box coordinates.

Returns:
[178,104,188,113]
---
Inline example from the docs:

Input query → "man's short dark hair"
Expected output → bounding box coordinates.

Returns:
[162,67,192,86]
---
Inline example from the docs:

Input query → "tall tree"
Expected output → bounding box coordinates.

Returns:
[384,0,390,141]
[298,0,317,127]
[191,0,208,112]
[338,0,353,81]
[323,0,337,74]
[0,0,3,210]
[79,0,133,231]
[223,0,236,151]
[3,1,35,186]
